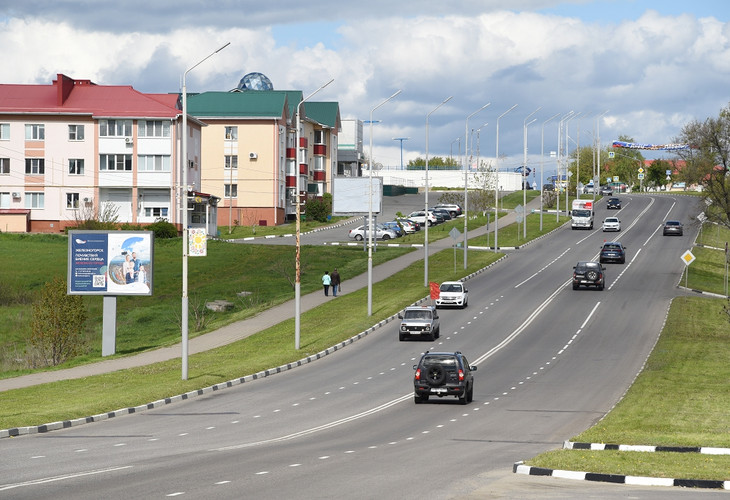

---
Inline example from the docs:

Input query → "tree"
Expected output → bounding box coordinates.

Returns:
[407,156,460,170]
[28,276,87,367]
[674,104,730,227]
[71,200,120,230]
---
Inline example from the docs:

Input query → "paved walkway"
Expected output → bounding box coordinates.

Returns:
[0,199,541,392]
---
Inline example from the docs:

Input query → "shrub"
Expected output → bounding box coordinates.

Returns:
[147,219,178,239]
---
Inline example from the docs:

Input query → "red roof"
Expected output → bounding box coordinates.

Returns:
[0,74,180,118]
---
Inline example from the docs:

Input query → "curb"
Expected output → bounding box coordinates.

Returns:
[564,441,730,455]
[513,461,730,490]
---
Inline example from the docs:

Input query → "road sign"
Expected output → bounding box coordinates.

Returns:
[638,167,644,174]
[681,250,695,266]
[638,173,644,180]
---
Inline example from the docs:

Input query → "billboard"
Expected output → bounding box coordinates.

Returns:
[68,230,153,296]
[332,177,383,215]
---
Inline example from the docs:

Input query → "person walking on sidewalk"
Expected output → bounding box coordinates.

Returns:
[322,270,331,296]
[331,268,341,297]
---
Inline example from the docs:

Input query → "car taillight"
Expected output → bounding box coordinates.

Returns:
[415,368,421,381]
[458,369,464,381]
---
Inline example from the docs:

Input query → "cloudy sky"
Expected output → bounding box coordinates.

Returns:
[2,0,729,176]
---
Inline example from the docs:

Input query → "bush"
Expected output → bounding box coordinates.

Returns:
[147,219,178,239]
[305,197,331,222]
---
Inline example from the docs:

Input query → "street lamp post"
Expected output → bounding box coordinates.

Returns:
[450,137,460,165]
[181,41,230,380]
[368,90,401,316]
[464,103,490,267]
[556,111,574,223]
[564,112,581,216]
[494,104,518,252]
[295,78,334,349]
[393,137,410,170]
[424,96,452,287]
[540,113,560,231]
[476,123,488,171]
[522,107,541,238]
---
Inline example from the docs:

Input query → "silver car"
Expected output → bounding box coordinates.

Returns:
[348,224,397,241]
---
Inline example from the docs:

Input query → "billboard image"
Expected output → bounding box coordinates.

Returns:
[68,230,153,296]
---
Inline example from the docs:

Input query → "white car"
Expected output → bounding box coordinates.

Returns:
[435,281,468,309]
[602,216,621,232]
[407,210,439,227]
[396,219,418,234]
[348,224,397,241]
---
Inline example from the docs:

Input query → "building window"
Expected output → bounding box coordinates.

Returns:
[99,154,132,171]
[138,155,171,171]
[99,119,132,137]
[25,158,45,175]
[314,155,326,171]
[139,120,170,137]
[69,159,84,175]
[25,192,44,209]
[0,192,9,208]
[224,183,238,198]
[225,126,238,140]
[0,158,9,174]
[224,155,238,169]
[0,123,9,140]
[25,124,45,140]
[144,207,169,218]
[68,125,85,141]
[314,130,326,145]
[66,193,80,209]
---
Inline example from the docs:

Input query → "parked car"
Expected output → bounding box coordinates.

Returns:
[407,210,439,227]
[396,219,418,234]
[381,221,405,237]
[663,220,683,236]
[429,208,452,221]
[435,281,468,309]
[347,224,397,241]
[606,197,622,209]
[398,305,440,341]
[434,203,463,217]
[599,241,627,264]
[572,261,606,290]
[413,351,476,405]
[602,216,621,232]
[600,186,613,196]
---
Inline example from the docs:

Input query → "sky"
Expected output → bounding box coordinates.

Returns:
[1,0,729,178]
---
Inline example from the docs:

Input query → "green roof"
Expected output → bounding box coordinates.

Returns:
[186,91,290,119]
[304,101,341,129]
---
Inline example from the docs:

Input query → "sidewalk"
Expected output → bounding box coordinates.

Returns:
[0,199,536,392]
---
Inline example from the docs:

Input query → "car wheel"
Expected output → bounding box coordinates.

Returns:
[572,283,579,290]
[459,391,467,405]
[399,333,405,341]
[427,220,433,226]
[426,365,446,385]
[621,258,625,264]
[599,283,605,291]
[355,234,363,241]
[467,385,474,403]
[414,393,428,404]
[586,270,598,281]
[382,234,390,240]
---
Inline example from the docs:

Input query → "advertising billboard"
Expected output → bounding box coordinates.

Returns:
[68,230,153,296]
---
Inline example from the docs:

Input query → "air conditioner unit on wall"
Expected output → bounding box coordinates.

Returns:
[11,192,20,198]
[249,152,258,159]
[125,137,133,144]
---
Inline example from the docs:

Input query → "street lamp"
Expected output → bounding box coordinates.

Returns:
[540,113,560,231]
[523,106,541,238]
[450,137,460,165]
[476,123,488,170]
[464,103,490,267]
[556,111,574,223]
[424,96,453,287]
[181,41,230,380]
[564,112,581,216]
[494,104,518,252]
[295,78,334,349]
[368,90,401,316]
[393,137,410,170]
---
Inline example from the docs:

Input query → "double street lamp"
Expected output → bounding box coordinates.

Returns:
[463,103,490,267]
[522,107,541,238]
[180,41,230,380]
[494,104,518,252]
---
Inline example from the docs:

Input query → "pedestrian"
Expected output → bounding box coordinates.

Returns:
[322,270,331,296]
[330,268,341,297]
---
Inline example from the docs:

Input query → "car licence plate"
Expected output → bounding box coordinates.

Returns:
[431,388,447,393]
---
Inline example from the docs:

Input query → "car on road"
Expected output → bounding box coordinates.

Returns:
[543,183,555,192]
[413,351,476,405]
[572,261,606,290]
[435,281,468,309]
[583,184,595,194]
[663,220,684,236]
[398,305,440,341]
[347,224,398,241]
[599,241,627,264]
[601,216,621,232]
[434,203,463,217]
[407,210,439,227]
[600,186,613,196]
[606,197,622,209]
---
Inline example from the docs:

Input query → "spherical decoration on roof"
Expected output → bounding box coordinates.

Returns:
[237,72,274,91]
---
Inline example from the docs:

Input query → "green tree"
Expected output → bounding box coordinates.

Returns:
[304,195,331,222]
[29,276,87,367]
[407,156,460,170]
[674,104,730,227]
[646,159,671,189]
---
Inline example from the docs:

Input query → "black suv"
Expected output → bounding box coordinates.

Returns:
[599,241,627,264]
[572,261,606,290]
[606,197,621,209]
[413,351,476,404]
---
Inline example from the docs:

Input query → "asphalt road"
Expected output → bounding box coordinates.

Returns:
[1,193,716,499]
